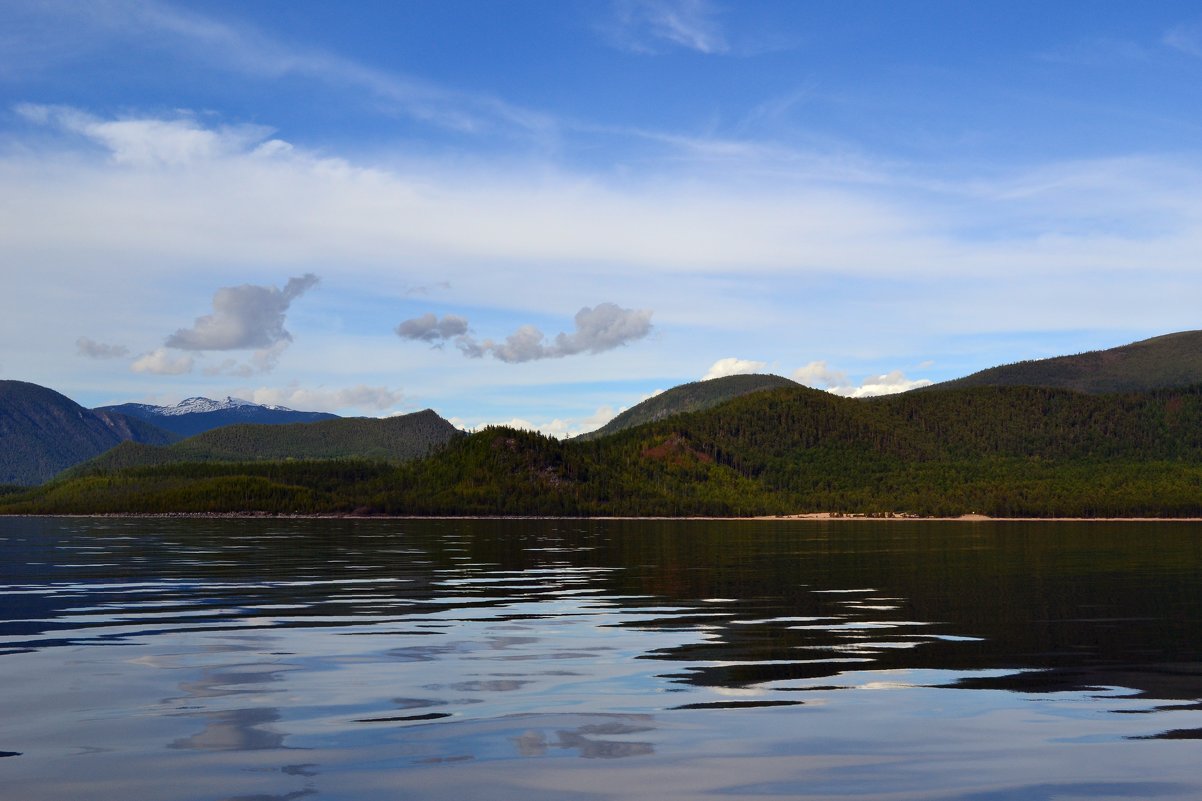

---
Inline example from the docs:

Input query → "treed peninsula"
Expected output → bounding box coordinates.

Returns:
[6,331,1202,518]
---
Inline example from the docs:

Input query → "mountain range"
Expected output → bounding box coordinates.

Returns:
[97,396,339,437]
[67,409,462,475]
[1,388,348,486]
[6,329,1202,517]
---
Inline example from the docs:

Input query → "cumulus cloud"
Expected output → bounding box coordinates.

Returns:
[474,405,623,439]
[454,303,653,363]
[131,347,194,375]
[792,360,932,398]
[853,370,933,397]
[703,357,768,381]
[247,384,403,413]
[76,336,129,359]
[557,303,655,354]
[792,360,850,391]
[166,274,319,351]
[395,312,469,344]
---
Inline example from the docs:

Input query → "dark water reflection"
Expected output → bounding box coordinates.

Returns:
[1,517,1201,799]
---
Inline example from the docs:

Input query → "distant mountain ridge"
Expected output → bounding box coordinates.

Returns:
[131,396,292,416]
[68,409,465,475]
[0,380,178,485]
[927,330,1202,394]
[98,396,339,437]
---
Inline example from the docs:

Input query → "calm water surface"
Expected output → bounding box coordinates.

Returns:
[0,517,1200,800]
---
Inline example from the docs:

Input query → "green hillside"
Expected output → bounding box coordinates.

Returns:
[928,330,1202,394]
[11,383,1202,518]
[580,373,800,439]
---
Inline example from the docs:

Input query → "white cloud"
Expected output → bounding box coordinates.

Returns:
[603,0,729,54]
[8,105,1202,417]
[166,274,319,351]
[455,303,653,363]
[851,370,933,397]
[481,404,622,439]
[17,103,271,167]
[792,360,849,391]
[76,336,129,359]
[247,384,403,414]
[202,341,291,377]
[130,347,194,375]
[15,105,1202,305]
[792,360,931,398]
[702,356,768,381]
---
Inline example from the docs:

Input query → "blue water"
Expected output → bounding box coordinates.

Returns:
[0,517,1200,800]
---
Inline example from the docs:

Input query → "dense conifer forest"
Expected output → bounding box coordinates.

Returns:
[7,382,1202,518]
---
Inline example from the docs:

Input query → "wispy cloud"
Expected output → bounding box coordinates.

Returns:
[601,0,729,55]
[1164,21,1202,58]
[1037,37,1149,66]
[8,0,557,140]
[9,105,1202,373]
[403,281,452,297]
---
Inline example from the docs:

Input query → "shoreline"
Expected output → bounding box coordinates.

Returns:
[4,511,1202,522]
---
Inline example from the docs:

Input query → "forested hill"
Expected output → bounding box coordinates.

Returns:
[0,380,178,485]
[65,409,464,475]
[580,373,801,439]
[12,383,1202,518]
[927,330,1202,394]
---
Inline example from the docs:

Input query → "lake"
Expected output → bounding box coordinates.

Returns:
[1,517,1200,800]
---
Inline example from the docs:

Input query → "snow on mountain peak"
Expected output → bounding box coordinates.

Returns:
[158,396,280,416]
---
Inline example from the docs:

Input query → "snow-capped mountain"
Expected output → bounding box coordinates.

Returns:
[154,396,291,416]
[95,396,339,437]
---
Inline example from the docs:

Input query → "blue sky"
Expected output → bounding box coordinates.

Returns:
[4,0,1202,434]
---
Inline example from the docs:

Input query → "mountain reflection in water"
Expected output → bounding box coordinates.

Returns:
[0,517,1200,800]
